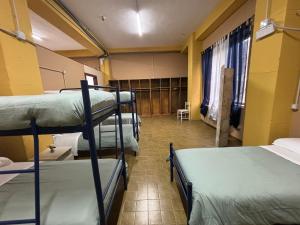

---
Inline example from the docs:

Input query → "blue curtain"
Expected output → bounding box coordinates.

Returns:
[200,47,213,116]
[227,19,252,128]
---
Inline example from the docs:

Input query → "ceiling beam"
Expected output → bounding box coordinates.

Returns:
[195,0,248,41]
[55,49,96,58]
[27,0,104,56]
[109,46,182,54]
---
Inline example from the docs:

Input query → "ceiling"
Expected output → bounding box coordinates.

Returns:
[59,0,222,49]
[30,10,85,51]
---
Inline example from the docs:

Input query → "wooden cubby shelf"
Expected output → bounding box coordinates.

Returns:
[109,77,187,117]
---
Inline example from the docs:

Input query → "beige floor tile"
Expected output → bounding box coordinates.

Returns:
[120,212,135,225]
[161,210,176,224]
[173,210,186,224]
[148,200,160,211]
[149,211,162,224]
[136,200,148,211]
[135,211,148,225]
[159,199,173,211]
[123,200,137,212]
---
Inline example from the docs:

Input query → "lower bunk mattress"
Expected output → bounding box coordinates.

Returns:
[53,124,139,156]
[0,159,122,225]
[101,113,141,126]
[175,146,300,225]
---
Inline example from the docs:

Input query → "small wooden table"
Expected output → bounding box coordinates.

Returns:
[31,146,72,161]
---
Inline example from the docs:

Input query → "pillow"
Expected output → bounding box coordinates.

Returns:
[0,157,13,167]
[273,138,300,154]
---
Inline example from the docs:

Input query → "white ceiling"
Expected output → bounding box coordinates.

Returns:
[30,10,85,51]
[59,0,222,49]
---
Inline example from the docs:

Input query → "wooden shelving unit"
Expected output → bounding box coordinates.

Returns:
[109,77,187,117]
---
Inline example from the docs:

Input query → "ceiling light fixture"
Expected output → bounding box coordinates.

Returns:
[136,0,142,37]
[32,33,42,41]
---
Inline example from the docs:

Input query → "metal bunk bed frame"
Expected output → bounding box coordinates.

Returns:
[0,80,127,225]
[119,88,139,141]
[169,143,192,225]
[74,88,139,158]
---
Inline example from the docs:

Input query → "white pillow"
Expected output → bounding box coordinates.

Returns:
[0,157,13,167]
[273,138,300,154]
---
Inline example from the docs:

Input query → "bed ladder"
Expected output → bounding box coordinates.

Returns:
[0,119,41,225]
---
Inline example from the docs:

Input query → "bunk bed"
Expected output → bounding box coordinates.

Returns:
[169,142,300,225]
[0,80,127,225]
[112,89,139,141]
[54,89,139,158]
[53,123,139,158]
[58,88,140,141]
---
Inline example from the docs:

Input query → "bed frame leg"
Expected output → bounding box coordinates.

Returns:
[169,143,174,182]
[130,89,136,139]
[116,88,128,190]
[31,119,41,225]
[134,89,139,142]
[81,80,106,225]
[187,182,193,224]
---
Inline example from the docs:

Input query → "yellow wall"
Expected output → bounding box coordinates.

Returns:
[100,57,112,85]
[0,0,52,161]
[187,34,202,120]
[243,0,300,145]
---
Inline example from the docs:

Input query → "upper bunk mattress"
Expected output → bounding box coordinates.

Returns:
[0,159,122,225]
[175,146,300,225]
[0,90,115,130]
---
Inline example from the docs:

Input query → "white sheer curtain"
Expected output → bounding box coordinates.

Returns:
[208,37,229,121]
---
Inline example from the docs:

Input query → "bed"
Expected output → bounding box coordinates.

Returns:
[0,158,125,225]
[170,138,300,225]
[53,124,139,157]
[0,81,127,225]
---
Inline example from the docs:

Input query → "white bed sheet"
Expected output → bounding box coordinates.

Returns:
[261,145,300,165]
[53,133,82,156]
[0,162,33,186]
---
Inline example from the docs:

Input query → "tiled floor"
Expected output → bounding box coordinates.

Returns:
[118,116,241,225]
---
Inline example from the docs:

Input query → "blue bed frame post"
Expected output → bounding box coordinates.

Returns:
[116,87,128,190]
[80,80,106,225]
[31,119,41,225]
[130,88,136,139]
[169,143,174,182]
[187,182,192,223]
[134,89,139,141]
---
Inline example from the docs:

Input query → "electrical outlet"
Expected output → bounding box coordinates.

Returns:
[256,23,276,40]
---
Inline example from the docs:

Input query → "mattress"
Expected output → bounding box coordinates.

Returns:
[0,159,122,225]
[53,124,139,156]
[175,146,300,225]
[101,113,141,126]
[112,91,135,103]
[0,90,116,131]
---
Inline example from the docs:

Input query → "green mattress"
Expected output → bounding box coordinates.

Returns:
[101,113,141,126]
[0,159,122,225]
[77,124,139,153]
[0,90,115,130]
[175,147,300,225]
[112,91,135,103]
